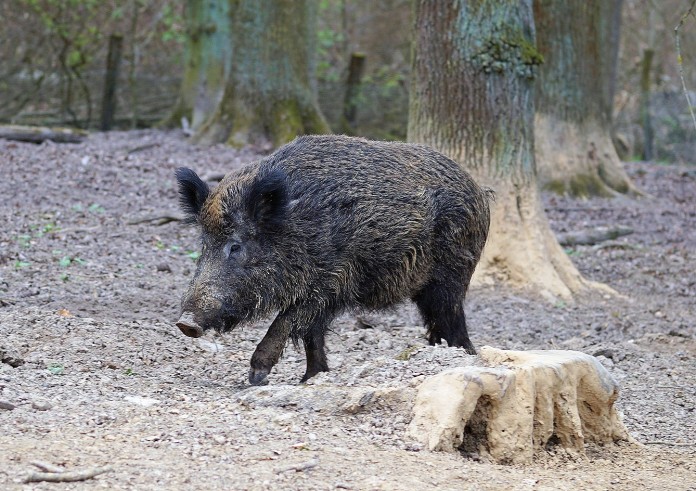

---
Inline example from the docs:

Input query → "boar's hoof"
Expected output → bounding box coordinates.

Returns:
[249,367,270,386]
[176,313,204,338]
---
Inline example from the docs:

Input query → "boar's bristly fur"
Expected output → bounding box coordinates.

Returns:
[176,135,492,385]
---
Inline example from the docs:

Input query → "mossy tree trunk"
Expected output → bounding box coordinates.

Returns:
[409,0,597,300]
[168,0,330,148]
[533,0,639,197]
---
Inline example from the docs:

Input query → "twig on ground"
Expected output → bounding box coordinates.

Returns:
[551,207,615,213]
[23,465,113,483]
[557,226,634,247]
[593,242,639,251]
[644,441,695,447]
[54,225,102,234]
[275,459,319,474]
[127,213,185,226]
[29,461,65,473]
[126,142,160,155]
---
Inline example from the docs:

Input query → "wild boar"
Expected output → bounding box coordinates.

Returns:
[175,135,492,385]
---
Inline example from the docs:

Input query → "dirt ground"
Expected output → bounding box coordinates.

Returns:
[0,130,694,490]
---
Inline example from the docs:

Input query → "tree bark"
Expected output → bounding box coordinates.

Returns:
[341,52,366,133]
[100,34,123,131]
[167,0,330,148]
[533,0,639,197]
[409,0,597,300]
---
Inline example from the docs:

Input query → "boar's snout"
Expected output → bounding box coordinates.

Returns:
[176,312,204,338]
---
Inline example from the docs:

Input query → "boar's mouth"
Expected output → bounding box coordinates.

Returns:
[176,312,204,338]
[176,311,243,338]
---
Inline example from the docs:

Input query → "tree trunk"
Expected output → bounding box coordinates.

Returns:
[167,0,330,148]
[100,34,123,131]
[409,0,596,300]
[533,0,639,197]
[341,52,366,133]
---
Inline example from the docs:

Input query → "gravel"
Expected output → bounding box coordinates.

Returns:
[0,130,694,490]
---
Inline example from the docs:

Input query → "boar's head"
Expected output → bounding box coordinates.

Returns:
[174,166,291,338]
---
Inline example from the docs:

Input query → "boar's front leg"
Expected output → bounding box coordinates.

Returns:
[249,310,294,386]
[300,310,338,383]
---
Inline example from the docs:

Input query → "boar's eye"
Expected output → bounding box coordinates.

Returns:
[223,241,242,259]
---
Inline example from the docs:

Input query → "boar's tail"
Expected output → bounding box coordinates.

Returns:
[483,187,496,202]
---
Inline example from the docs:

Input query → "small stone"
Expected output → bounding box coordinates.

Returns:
[405,442,423,452]
[377,338,393,350]
[125,395,160,407]
[156,263,172,273]
[0,400,16,410]
[212,434,226,444]
[1,346,24,367]
[32,400,53,411]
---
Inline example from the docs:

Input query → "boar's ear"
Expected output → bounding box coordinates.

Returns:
[175,167,210,221]
[246,169,288,232]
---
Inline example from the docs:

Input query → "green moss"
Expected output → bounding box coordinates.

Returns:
[544,173,615,198]
[543,179,567,196]
[226,104,255,148]
[517,37,544,66]
[597,164,630,194]
[269,99,304,148]
[302,104,332,135]
[472,27,544,78]
[395,345,421,361]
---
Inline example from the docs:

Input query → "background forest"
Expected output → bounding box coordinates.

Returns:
[1,0,694,163]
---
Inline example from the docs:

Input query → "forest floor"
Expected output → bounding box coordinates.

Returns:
[0,130,694,490]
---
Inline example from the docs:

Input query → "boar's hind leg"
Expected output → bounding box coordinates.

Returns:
[300,311,337,383]
[249,311,294,386]
[413,280,476,355]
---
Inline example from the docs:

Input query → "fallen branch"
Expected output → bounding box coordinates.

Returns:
[594,242,639,251]
[127,142,160,155]
[644,441,695,447]
[128,213,185,226]
[30,460,65,473]
[23,465,113,483]
[53,225,102,234]
[557,226,633,247]
[0,124,87,144]
[275,459,319,474]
